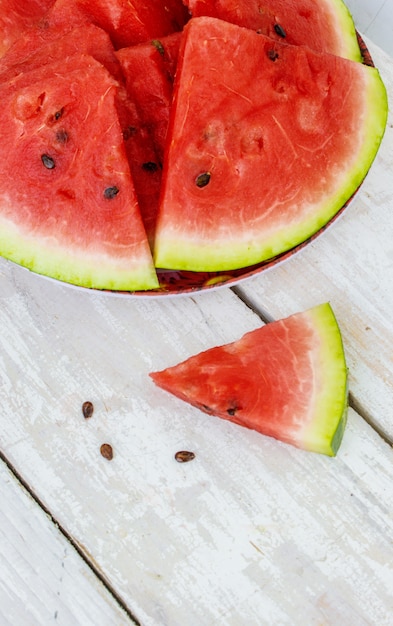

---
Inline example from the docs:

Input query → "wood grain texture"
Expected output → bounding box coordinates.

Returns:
[0,460,131,626]
[1,260,393,625]
[236,37,393,440]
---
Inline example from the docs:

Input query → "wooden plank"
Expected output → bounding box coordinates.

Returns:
[235,37,393,440]
[1,261,393,625]
[0,460,132,626]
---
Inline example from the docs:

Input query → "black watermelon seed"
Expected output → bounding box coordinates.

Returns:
[104,186,119,199]
[267,49,279,61]
[274,23,286,38]
[195,172,211,188]
[41,154,55,169]
[142,161,159,172]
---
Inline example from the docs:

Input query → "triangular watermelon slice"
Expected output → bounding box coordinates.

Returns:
[0,54,158,291]
[184,0,362,61]
[150,303,348,456]
[154,17,387,272]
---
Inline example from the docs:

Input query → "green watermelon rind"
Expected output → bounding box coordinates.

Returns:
[330,0,363,62]
[154,63,388,273]
[0,216,159,291]
[300,303,348,456]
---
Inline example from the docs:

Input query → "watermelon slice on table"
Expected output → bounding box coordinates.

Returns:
[0,54,158,291]
[184,0,362,61]
[154,16,387,273]
[150,303,348,456]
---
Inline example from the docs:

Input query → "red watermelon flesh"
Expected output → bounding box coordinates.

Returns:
[0,22,121,82]
[47,0,190,49]
[116,32,182,166]
[115,87,162,247]
[150,303,348,456]
[0,54,158,291]
[0,0,55,57]
[154,17,387,272]
[184,0,361,61]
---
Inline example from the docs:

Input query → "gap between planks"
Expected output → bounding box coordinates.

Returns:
[231,284,393,449]
[0,449,141,626]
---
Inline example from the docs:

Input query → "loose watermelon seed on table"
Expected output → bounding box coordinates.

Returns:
[150,303,348,456]
[153,16,387,273]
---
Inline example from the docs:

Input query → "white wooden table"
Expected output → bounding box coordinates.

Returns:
[1,35,392,626]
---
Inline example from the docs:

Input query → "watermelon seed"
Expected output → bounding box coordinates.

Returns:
[41,154,55,169]
[274,24,286,38]
[175,451,195,463]
[104,186,119,199]
[47,108,64,125]
[142,161,159,172]
[82,401,94,419]
[195,172,211,188]
[100,443,113,460]
[267,49,279,61]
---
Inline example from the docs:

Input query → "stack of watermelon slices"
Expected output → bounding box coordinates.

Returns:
[0,0,387,291]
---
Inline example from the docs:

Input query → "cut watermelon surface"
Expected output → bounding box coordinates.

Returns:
[184,0,361,61]
[47,0,190,49]
[0,55,158,291]
[154,17,387,272]
[116,32,182,164]
[0,3,387,292]
[150,303,348,456]
[0,0,55,57]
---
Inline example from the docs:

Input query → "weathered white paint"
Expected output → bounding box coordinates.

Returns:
[0,22,392,626]
[0,461,131,625]
[1,261,393,625]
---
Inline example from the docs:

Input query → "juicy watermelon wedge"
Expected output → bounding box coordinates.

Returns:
[154,17,387,273]
[184,0,362,61]
[0,55,158,291]
[150,303,348,456]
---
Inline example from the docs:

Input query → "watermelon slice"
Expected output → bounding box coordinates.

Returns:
[150,303,348,456]
[184,0,362,61]
[0,54,158,291]
[115,33,182,243]
[154,17,387,273]
[116,32,182,163]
